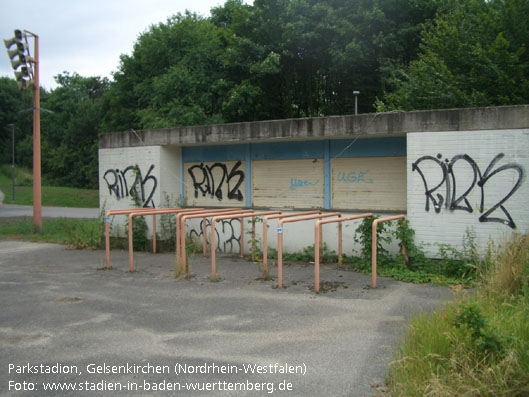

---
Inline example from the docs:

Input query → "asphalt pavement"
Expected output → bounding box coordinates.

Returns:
[0,187,99,219]
[0,239,455,396]
[0,203,99,219]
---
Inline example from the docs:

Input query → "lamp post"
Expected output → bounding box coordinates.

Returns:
[353,90,360,115]
[7,124,15,200]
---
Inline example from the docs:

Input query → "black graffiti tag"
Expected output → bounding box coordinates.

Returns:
[412,153,524,229]
[448,154,481,213]
[103,164,158,208]
[188,161,245,202]
[477,154,524,228]
[411,154,449,213]
[189,218,241,253]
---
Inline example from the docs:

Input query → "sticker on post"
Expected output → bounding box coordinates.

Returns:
[277,226,283,233]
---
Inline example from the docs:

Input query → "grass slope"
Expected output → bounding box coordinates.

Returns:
[0,165,98,208]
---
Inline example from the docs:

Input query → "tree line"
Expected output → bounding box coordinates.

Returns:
[1,0,527,189]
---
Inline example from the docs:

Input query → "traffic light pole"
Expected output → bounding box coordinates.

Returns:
[26,30,41,232]
[4,29,41,231]
[10,124,15,201]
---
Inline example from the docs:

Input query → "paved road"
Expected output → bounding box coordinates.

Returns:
[0,189,99,218]
[0,240,454,396]
[0,204,99,218]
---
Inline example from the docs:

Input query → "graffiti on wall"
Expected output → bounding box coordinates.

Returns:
[188,218,241,253]
[187,161,245,202]
[103,164,158,208]
[412,153,524,229]
[336,171,374,184]
[289,177,320,190]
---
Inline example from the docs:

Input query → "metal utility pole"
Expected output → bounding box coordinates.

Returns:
[30,31,42,232]
[353,91,360,115]
[4,29,41,231]
[7,124,15,200]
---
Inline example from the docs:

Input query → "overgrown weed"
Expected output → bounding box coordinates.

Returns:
[243,217,484,286]
[388,233,529,396]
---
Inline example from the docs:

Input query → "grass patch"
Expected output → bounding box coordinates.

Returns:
[387,233,529,396]
[257,244,471,287]
[0,164,98,208]
[0,217,105,249]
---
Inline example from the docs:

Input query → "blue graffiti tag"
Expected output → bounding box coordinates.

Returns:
[289,178,320,190]
[337,171,373,184]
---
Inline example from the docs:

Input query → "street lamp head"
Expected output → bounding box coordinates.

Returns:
[353,91,360,115]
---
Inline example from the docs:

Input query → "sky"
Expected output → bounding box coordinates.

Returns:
[1,0,252,90]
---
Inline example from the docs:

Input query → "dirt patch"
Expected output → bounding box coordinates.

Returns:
[7,333,47,345]
[309,281,349,294]
[254,275,276,282]
[55,296,85,303]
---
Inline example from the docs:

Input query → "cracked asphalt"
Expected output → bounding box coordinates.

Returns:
[0,239,454,396]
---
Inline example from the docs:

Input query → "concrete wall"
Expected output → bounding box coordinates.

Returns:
[407,129,529,255]
[98,105,529,257]
[99,105,529,149]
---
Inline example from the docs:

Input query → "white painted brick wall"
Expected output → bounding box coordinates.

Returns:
[407,129,529,256]
[159,146,183,206]
[99,146,182,237]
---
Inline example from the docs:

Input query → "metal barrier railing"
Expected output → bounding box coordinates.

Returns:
[313,213,373,293]
[127,208,203,272]
[210,211,282,281]
[174,208,228,261]
[104,208,194,270]
[179,209,254,274]
[371,215,406,288]
[261,211,321,278]
[107,206,407,291]
[276,212,342,288]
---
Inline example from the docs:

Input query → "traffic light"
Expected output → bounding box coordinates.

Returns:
[4,29,34,90]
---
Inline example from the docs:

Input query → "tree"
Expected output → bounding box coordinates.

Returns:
[381,0,529,110]
[0,77,39,173]
[213,0,285,120]
[103,12,229,131]
[42,72,109,188]
[102,0,448,129]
